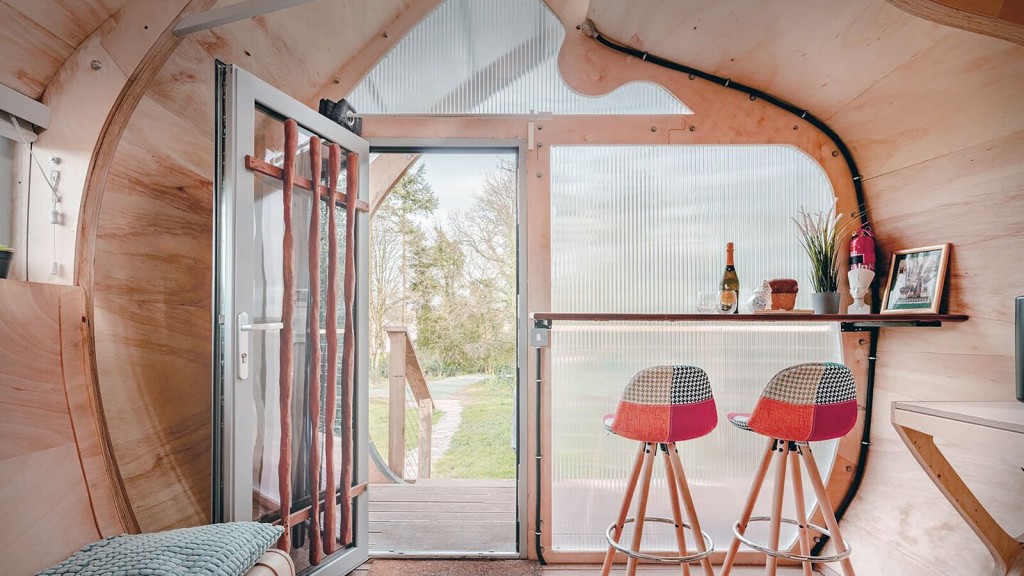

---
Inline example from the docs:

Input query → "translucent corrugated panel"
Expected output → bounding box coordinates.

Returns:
[348,0,689,115]
[549,145,844,552]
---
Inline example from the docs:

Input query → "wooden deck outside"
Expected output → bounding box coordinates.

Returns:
[369,478,517,554]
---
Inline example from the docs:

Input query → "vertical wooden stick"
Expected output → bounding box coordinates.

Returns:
[788,448,813,576]
[626,444,656,576]
[277,119,298,552]
[721,438,776,576]
[322,143,342,554]
[306,137,323,566]
[340,151,359,547]
[669,447,714,576]
[601,443,647,576]
[765,444,789,576]
[802,445,857,576]
[387,330,407,476]
[661,444,691,576]
[418,398,432,479]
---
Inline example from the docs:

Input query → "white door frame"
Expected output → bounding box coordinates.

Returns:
[367,138,528,558]
[216,62,370,575]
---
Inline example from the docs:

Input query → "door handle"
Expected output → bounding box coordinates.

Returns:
[240,321,285,331]
[237,312,250,380]
[237,316,286,380]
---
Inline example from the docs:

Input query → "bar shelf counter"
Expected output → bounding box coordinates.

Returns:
[531,313,969,331]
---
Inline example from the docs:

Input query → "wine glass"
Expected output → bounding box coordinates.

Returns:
[696,291,719,314]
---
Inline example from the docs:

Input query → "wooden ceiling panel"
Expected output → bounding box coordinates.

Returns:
[0,3,75,98]
[4,0,129,48]
[584,0,951,120]
[145,0,412,144]
[0,0,129,98]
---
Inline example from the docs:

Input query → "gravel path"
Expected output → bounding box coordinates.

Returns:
[430,397,464,462]
[429,374,485,461]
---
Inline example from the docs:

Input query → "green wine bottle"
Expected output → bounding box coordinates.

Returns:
[720,242,740,313]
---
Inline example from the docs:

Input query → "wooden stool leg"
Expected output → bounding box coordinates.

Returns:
[661,444,691,576]
[801,444,856,576]
[626,443,657,576]
[788,447,813,576]
[764,442,789,576]
[602,443,649,576]
[721,438,777,576]
[669,445,714,576]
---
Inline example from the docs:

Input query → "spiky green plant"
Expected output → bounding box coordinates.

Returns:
[792,209,856,293]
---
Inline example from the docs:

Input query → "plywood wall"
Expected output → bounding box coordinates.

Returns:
[827,27,1024,576]
[5,0,1021,562]
[86,0,422,531]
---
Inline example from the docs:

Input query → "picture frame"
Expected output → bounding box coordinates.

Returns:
[880,243,951,314]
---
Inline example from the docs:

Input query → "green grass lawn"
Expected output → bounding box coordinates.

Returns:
[368,397,442,465]
[434,377,515,479]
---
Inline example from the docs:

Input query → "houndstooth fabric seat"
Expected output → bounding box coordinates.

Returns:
[727,362,857,442]
[606,365,717,442]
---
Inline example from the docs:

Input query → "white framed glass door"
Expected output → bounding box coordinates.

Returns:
[216,63,369,574]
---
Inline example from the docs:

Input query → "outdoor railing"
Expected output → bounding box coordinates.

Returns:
[384,326,433,480]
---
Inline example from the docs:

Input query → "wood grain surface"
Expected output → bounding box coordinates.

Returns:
[0,281,129,575]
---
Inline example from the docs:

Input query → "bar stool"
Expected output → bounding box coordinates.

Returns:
[720,362,857,576]
[601,365,718,576]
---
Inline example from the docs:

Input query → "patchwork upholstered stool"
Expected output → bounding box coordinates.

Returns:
[601,366,717,576]
[720,362,858,576]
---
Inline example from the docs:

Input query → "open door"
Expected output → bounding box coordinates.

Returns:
[216,63,369,575]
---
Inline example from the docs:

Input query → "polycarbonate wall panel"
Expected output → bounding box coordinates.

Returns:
[348,0,689,115]
[549,145,844,552]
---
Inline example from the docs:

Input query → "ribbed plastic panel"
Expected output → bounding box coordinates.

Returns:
[347,0,689,115]
[548,145,843,552]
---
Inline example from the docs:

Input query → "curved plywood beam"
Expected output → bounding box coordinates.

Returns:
[886,0,1024,45]
[78,0,440,532]
[75,0,216,295]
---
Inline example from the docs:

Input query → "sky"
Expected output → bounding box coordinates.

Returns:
[412,152,514,221]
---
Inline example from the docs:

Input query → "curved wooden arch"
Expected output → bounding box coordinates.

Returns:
[361,1,865,564]
[886,0,1024,46]
[74,0,441,531]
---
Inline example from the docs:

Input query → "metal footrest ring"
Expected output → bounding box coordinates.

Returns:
[732,516,852,563]
[605,516,714,563]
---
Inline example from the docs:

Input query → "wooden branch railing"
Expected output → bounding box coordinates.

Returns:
[384,326,433,480]
[247,120,359,563]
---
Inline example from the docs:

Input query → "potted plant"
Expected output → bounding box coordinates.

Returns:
[793,209,853,314]
[0,245,11,279]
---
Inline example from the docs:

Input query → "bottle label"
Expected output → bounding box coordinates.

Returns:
[720,290,737,312]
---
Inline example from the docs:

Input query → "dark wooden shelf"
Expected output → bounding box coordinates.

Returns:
[531,312,969,330]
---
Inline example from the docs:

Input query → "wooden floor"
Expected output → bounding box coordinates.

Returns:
[354,561,823,575]
[369,478,517,554]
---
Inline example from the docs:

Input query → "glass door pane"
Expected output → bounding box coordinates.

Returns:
[218,64,369,575]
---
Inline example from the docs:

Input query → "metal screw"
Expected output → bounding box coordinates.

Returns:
[749,94,756,101]
[650,126,657,132]
[90,60,102,71]
[383,31,389,38]
[537,125,543,130]
[793,125,799,130]
[832,150,839,157]
[688,125,696,132]
[536,172,543,178]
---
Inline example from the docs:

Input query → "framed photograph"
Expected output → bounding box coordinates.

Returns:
[880,244,950,314]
